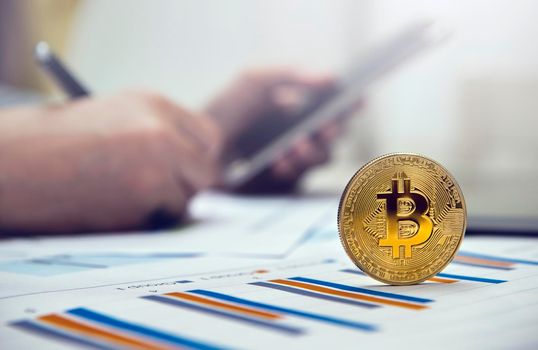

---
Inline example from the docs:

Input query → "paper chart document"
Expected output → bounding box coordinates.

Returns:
[0,193,536,350]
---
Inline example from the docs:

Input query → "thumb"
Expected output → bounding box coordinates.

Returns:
[272,72,336,114]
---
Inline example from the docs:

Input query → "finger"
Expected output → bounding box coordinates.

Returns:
[175,145,218,191]
[271,73,337,119]
[242,68,334,88]
[145,111,220,192]
[286,71,335,90]
[272,155,299,180]
[166,107,222,157]
[290,137,329,166]
[135,91,222,157]
[317,122,344,144]
[271,137,330,181]
[275,154,311,181]
[272,85,310,115]
[160,129,218,191]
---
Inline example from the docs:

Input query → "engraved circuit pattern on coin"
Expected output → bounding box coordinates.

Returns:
[338,153,466,285]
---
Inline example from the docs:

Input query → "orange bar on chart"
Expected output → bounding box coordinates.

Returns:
[428,276,457,283]
[166,292,282,320]
[270,279,428,310]
[39,314,170,350]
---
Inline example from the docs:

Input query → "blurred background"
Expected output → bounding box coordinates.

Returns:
[1,0,537,218]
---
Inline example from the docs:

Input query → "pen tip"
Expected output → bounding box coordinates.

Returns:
[34,41,52,62]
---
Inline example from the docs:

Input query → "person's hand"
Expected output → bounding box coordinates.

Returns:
[0,90,221,234]
[205,68,358,193]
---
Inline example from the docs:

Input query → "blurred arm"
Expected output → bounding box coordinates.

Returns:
[0,91,221,234]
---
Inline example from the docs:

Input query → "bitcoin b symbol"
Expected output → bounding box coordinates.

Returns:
[377,173,433,259]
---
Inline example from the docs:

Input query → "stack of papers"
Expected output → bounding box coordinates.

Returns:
[0,192,536,349]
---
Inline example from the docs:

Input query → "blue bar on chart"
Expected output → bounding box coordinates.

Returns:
[143,293,304,336]
[251,277,430,310]
[340,268,507,284]
[188,289,378,332]
[250,281,380,309]
[11,307,229,350]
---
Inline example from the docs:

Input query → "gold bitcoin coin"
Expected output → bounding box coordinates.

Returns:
[338,153,466,285]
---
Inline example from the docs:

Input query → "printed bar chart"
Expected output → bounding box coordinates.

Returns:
[188,289,378,332]
[251,277,430,310]
[250,281,380,309]
[12,308,228,350]
[7,244,537,350]
[143,293,304,335]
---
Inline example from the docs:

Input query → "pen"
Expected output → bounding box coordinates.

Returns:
[34,41,90,99]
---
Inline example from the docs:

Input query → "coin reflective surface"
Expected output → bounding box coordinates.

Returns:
[338,153,466,285]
